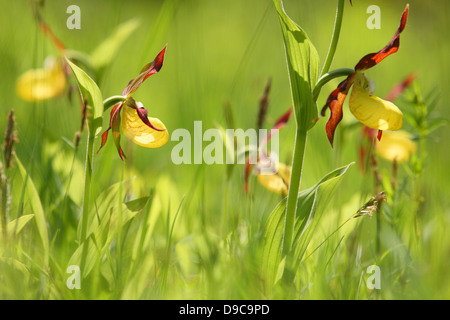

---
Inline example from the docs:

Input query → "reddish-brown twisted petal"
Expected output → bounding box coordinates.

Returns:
[257,78,272,130]
[111,106,126,161]
[32,0,66,53]
[259,108,293,149]
[384,72,417,101]
[354,5,409,71]
[320,74,355,147]
[122,45,167,96]
[246,107,292,194]
[96,103,123,156]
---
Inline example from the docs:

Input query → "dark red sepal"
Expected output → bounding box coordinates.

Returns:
[122,45,167,96]
[259,108,293,151]
[384,72,417,101]
[124,97,165,132]
[354,5,409,71]
[96,103,122,153]
[96,102,126,161]
[319,73,355,147]
[135,105,165,132]
[111,105,126,161]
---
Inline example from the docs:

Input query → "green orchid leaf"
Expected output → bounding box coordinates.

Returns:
[261,162,353,291]
[15,155,49,265]
[90,18,140,71]
[6,214,35,236]
[273,0,320,131]
[66,58,104,136]
[69,196,149,278]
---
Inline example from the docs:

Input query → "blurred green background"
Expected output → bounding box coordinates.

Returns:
[0,0,449,299]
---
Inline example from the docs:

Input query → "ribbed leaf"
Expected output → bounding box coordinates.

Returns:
[66,58,103,135]
[69,196,148,278]
[90,19,140,70]
[273,0,320,130]
[6,214,34,236]
[15,155,49,265]
[261,163,353,290]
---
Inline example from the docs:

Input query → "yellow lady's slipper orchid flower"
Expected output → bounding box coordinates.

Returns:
[97,46,168,160]
[244,107,293,195]
[318,5,409,146]
[375,130,416,162]
[17,4,68,103]
[257,162,291,196]
[16,57,67,102]
[358,72,417,171]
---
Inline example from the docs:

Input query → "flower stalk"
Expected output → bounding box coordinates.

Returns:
[103,95,127,112]
[281,0,347,255]
[320,0,346,77]
[282,128,307,254]
[313,68,354,102]
[79,108,97,244]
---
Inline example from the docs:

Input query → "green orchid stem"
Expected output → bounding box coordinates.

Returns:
[320,0,346,77]
[281,0,347,256]
[103,95,127,112]
[80,127,94,242]
[79,124,96,275]
[282,127,307,255]
[281,68,354,256]
[313,68,354,102]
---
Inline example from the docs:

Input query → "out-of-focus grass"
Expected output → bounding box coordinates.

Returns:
[0,0,449,299]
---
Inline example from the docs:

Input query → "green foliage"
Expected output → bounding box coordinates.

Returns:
[273,0,320,130]
[90,19,141,72]
[15,155,49,265]
[261,163,352,292]
[0,0,449,300]
[65,58,103,135]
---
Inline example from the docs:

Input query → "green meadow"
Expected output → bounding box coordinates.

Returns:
[0,0,449,299]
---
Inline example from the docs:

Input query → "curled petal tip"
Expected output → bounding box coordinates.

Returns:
[122,45,167,96]
[377,130,383,141]
[400,5,410,33]
[354,5,409,71]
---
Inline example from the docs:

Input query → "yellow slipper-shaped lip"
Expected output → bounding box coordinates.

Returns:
[121,101,169,148]
[349,74,403,131]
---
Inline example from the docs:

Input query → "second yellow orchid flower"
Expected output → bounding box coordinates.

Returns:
[97,46,169,160]
[16,57,67,102]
